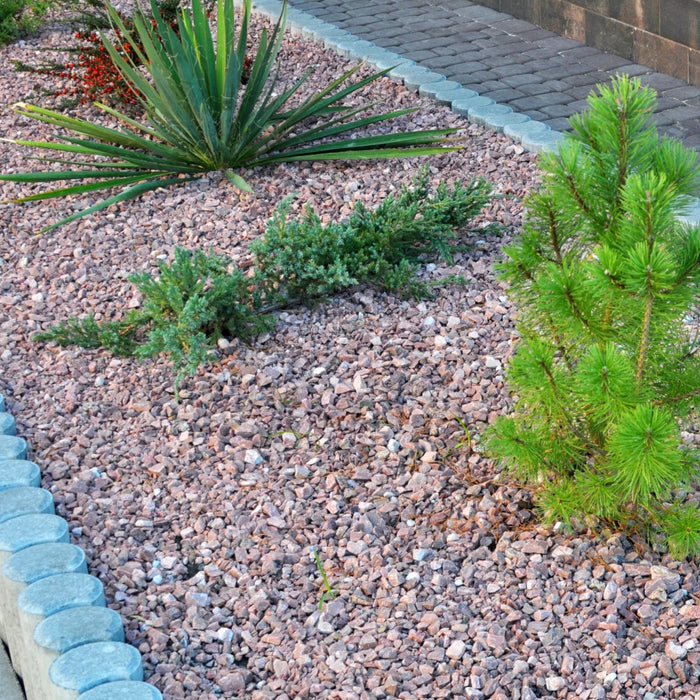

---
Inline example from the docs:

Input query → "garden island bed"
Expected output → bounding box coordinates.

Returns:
[1,7,700,700]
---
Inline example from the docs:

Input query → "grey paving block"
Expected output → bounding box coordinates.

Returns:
[0,486,54,523]
[77,681,163,700]
[0,414,15,437]
[444,59,489,76]
[543,117,575,132]
[502,72,546,88]
[581,52,631,71]
[541,103,576,118]
[453,5,509,22]
[606,63,651,78]
[34,606,124,653]
[519,81,562,97]
[404,49,439,62]
[0,460,41,490]
[0,436,27,461]
[510,93,570,112]
[49,641,143,694]
[0,513,69,561]
[480,87,526,103]
[3,542,87,585]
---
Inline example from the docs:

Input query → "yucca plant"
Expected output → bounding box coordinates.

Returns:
[0,0,459,232]
[485,75,700,558]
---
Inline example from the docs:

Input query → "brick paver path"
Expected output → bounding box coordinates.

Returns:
[288,0,700,151]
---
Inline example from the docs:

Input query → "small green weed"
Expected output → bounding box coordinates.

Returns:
[312,549,338,609]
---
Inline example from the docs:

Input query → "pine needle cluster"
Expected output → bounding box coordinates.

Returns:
[486,75,700,558]
[36,171,492,395]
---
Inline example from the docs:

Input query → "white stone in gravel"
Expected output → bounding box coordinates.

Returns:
[405,572,420,587]
[545,676,566,692]
[386,569,403,586]
[551,545,573,559]
[446,639,466,659]
[423,316,435,327]
[267,516,287,529]
[281,432,297,447]
[217,628,233,642]
[434,335,448,348]
[347,540,367,555]
[387,439,401,453]
[512,660,528,675]
[317,615,334,634]
[665,640,687,660]
[603,580,618,600]
[413,548,432,562]
[484,355,500,368]
[244,449,263,465]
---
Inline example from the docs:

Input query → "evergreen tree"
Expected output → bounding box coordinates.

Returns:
[486,75,700,557]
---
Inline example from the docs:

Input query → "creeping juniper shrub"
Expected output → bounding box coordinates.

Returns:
[36,172,493,395]
[485,75,700,558]
[251,174,494,302]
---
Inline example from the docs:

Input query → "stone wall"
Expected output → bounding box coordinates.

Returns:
[473,0,700,85]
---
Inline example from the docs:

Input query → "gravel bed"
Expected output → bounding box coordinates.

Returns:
[2,12,700,700]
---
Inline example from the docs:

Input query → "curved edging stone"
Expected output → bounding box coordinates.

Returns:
[249,0,700,223]
[0,392,163,700]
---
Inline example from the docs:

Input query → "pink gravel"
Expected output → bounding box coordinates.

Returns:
[1,10,700,700]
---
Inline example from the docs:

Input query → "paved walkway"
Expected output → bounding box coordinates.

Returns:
[287,0,700,151]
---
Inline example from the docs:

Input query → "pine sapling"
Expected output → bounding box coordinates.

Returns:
[486,75,700,558]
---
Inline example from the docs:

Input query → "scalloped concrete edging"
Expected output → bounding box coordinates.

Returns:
[0,393,162,700]
[249,0,700,226]
[3,6,700,698]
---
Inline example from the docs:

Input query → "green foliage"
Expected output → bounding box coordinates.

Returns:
[485,75,700,558]
[0,0,460,232]
[0,0,54,45]
[252,174,492,301]
[36,172,492,394]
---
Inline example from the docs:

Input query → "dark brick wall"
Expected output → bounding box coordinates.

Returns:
[471,0,700,85]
